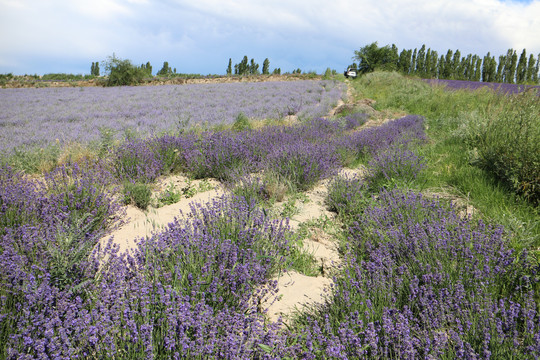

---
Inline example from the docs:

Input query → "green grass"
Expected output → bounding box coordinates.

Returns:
[351,71,539,254]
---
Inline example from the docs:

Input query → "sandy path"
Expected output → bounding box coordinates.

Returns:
[101,177,223,254]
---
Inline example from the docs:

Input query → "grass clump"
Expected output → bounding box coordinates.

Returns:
[122,181,152,210]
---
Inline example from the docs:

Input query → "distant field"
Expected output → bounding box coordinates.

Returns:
[0,80,345,152]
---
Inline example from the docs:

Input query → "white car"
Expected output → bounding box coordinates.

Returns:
[344,68,357,79]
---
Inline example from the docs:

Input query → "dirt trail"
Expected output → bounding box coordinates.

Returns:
[100,176,222,254]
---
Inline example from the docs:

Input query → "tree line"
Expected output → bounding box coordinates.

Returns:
[90,59,175,78]
[226,56,284,75]
[351,42,540,84]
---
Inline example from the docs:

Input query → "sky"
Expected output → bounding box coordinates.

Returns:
[1,0,539,76]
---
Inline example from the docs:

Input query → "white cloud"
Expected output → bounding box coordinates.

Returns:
[1,0,539,74]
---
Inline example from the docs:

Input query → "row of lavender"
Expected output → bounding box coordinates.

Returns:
[0,80,345,153]
[424,78,540,95]
[1,114,423,358]
[288,186,540,358]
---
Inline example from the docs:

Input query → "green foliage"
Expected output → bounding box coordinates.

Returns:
[354,42,398,74]
[156,182,182,207]
[226,58,232,75]
[122,181,152,210]
[157,61,173,76]
[140,62,152,77]
[326,175,369,222]
[471,92,540,205]
[231,112,252,132]
[104,54,146,86]
[90,61,100,76]
[262,58,270,75]
[351,70,540,249]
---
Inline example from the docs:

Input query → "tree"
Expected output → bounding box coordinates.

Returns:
[535,53,540,83]
[272,68,281,75]
[157,61,173,76]
[441,50,453,79]
[398,49,411,74]
[503,49,517,83]
[495,55,505,82]
[353,42,398,74]
[90,61,100,76]
[526,53,536,83]
[474,56,482,81]
[104,54,145,86]
[140,62,152,77]
[429,50,438,78]
[249,58,259,74]
[238,56,249,75]
[410,48,417,75]
[262,58,270,75]
[416,45,426,76]
[516,49,527,84]
[227,58,232,75]
[451,50,461,79]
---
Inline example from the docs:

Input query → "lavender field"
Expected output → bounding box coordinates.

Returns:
[424,78,540,94]
[0,80,345,153]
[1,73,539,359]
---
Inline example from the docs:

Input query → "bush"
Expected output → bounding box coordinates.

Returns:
[104,54,147,86]
[231,112,252,132]
[474,92,540,205]
[122,181,152,210]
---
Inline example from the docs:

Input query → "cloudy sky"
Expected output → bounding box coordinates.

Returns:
[1,0,539,75]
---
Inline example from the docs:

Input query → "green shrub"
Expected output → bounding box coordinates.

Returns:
[231,113,252,132]
[122,181,152,210]
[474,92,540,205]
[104,54,147,87]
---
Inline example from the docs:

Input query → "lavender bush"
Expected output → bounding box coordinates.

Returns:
[340,115,426,161]
[287,189,540,359]
[366,146,426,188]
[326,174,369,219]
[2,106,538,358]
[265,140,341,192]
[425,78,540,95]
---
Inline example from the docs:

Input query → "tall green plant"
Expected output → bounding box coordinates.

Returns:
[104,54,146,86]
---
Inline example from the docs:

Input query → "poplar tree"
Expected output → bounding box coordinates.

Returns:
[535,54,540,83]
[442,50,453,79]
[429,50,438,78]
[390,44,399,71]
[526,53,536,83]
[496,55,505,82]
[398,49,410,73]
[516,49,527,84]
[503,49,517,83]
[249,59,259,74]
[262,58,270,74]
[410,48,417,74]
[239,56,248,75]
[482,53,491,82]
[227,58,232,75]
[416,45,426,76]
[452,50,461,79]
[157,61,172,76]
[474,56,482,81]
[425,48,431,78]
[91,62,100,76]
